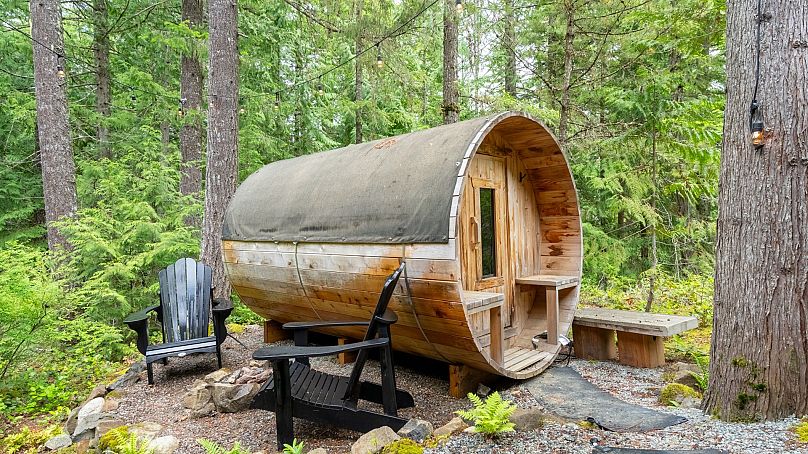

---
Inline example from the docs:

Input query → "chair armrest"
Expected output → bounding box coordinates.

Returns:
[253,337,388,361]
[123,304,160,324]
[282,320,370,330]
[123,305,160,355]
[212,298,233,345]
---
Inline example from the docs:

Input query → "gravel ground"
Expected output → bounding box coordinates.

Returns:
[113,325,467,453]
[112,327,806,454]
[426,359,807,454]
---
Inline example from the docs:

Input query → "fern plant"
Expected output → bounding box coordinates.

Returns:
[455,391,517,437]
[282,438,305,454]
[197,439,252,454]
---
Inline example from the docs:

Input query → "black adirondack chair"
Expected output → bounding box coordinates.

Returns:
[124,257,233,384]
[251,262,415,449]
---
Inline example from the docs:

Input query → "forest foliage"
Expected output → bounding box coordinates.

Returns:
[0,0,724,425]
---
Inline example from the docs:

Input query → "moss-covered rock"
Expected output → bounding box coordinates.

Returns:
[658,383,701,406]
[793,418,808,443]
[380,439,424,454]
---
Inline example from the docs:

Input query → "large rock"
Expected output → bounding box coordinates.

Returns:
[73,398,107,436]
[204,368,231,383]
[510,408,544,431]
[85,384,108,402]
[396,419,433,443]
[44,434,72,450]
[107,361,145,391]
[96,418,126,437]
[433,417,468,437]
[211,383,260,413]
[147,435,180,454]
[182,383,212,410]
[672,370,699,389]
[65,407,80,434]
[351,426,400,454]
[129,421,163,441]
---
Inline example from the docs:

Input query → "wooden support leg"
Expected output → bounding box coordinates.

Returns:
[489,306,503,365]
[337,338,358,365]
[616,331,665,368]
[449,364,493,398]
[146,362,154,385]
[572,324,617,360]
[263,319,290,343]
[546,287,559,345]
[272,359,294,450]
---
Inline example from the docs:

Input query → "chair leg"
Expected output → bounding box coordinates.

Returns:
[216,348,223,369]
[162,358,168,365]
[147,362,154,385]
[272,359,294,450]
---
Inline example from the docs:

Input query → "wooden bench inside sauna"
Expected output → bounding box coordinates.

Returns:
[221,111,583,387]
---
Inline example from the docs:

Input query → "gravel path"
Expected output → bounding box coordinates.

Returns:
[113,325,466,453]
[112,327,805,454]
[426,359,806,454]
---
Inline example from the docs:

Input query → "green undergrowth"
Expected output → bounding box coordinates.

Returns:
[793,418,808,443]
[0,424,62,454]
[659,383,701,406]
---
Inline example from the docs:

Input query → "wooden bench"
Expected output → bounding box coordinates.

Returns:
[462,291,504,364]
[515,274,579,346]
[572,308,699,368]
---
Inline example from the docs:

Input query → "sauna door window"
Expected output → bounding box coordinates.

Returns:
[479,188,497,278]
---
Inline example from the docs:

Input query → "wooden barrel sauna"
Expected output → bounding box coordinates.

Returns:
[221,111,582,379]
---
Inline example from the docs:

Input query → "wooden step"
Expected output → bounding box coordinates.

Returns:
[503,348,550,371]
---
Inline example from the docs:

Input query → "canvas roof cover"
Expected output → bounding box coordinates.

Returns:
[221,115,502,244]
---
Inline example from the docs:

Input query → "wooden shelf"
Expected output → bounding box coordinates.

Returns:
[461,290,504,315]
[515,274,579,289]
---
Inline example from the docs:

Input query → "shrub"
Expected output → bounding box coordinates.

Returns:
[455,392,517,437]
[282,438,304,454]
[0,424,62,454]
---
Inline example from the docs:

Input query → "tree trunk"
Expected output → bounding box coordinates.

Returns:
[645,126,657,312]
[201,0,239,299]
[503,0,517,97]
[354,0,363,143]
[179,0,204,207]
[705,0,808,421]
[442,0,459,124]
[30,0,78,253]
[558,0,575,143]
[93,0,111,158]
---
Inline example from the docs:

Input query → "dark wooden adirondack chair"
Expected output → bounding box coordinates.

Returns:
[251,262,415,449]
[124,257,233,384]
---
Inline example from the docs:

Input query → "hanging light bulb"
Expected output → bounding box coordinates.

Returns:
[274,92,280,110]
[376,45,383,69]
[56,65,65,79]
[750,100,764,149]
[455,0,464,12]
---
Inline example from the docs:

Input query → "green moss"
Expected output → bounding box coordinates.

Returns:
[751,383,767,392]
[731,357,749,368]
[226,323,245,334]
[98,425,132,451]
[380,439,424,454]
[792,419,808,443]
[658,383,701,406]
[422,434,449,449]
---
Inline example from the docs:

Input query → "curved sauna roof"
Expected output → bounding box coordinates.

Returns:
[222,112,563,244]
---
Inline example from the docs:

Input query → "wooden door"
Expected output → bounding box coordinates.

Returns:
[460,154,513,327]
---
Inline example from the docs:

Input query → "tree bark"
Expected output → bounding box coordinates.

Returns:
[179,0,204,206]
[705,0,808,421]
[30,0,78,253]
[558,0,575,143]
[354,0,363,143]
[201,0,239,299]
[93,0,111,158]
[442,0,459,124]
[503,0,517,97]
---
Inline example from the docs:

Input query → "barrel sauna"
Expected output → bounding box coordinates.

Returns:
[222,111,582,380]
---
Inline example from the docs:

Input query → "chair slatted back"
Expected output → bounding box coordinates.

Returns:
[343,262,405,401]
[158,258,213,343]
